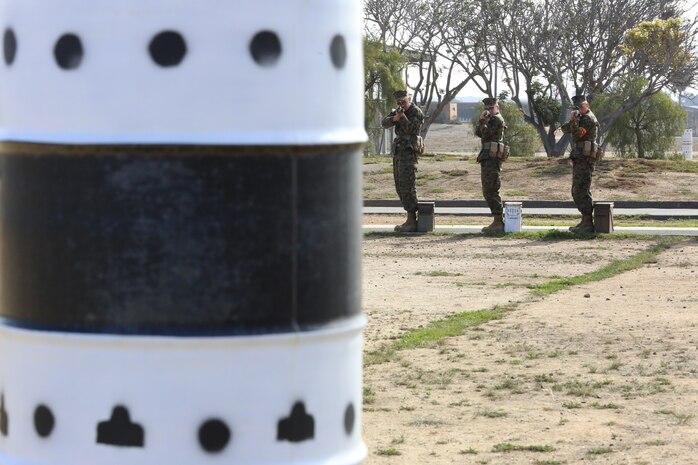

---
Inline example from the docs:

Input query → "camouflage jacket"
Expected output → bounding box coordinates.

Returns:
[382,104,424,155]
[475,113,505,144]
[382,104,424,137]
[561,110,599,144]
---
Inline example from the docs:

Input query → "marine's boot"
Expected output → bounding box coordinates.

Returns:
[481,215,505,233]
[570,214,594,233]
[394,210,418,232]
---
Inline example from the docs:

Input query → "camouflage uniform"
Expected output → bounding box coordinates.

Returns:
[561,107,599,217]
[475,111,506,218]
[382,104,424,213]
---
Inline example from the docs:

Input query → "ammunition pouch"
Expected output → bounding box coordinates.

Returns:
[578,141,602,161]
[484,141,509,161]
[413,135,425,156]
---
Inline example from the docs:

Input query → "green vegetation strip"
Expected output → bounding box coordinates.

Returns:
[365,307,508,366]
[529,237,681,296]
[492,443,555,453]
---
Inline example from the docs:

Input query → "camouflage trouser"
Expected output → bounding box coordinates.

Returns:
[392,148,418,212]
[479,155,502,216]
[571,155,595,215]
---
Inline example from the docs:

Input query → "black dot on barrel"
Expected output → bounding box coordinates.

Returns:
[198,419,231,453]
[330,35,346,69]
[250,31,281,67]
[34,405,54,438]
[54,33,83,70]
[3,28,17,66]
[149,31,187,67]
[344,403,355,435]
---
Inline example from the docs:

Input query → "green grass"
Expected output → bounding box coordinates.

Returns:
[363,386,376,405]
[530,238,680,296]
[441,169,469,176]
[459,447,478,455]
[376,447,401,456]
[492,443,555,453]
[364,306,507,366]
[591,402,623,410]
[415,270,463,277]
[393,307,508,351]
[587,446,613,455]
[476,408,508,418]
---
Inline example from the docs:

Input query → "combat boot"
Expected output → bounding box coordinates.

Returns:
[394,211,417,232]
[481,215,504,233]
[570,214,594,233]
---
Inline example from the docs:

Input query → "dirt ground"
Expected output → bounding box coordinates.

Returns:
[364,124,698,202]
[361,235,697,464]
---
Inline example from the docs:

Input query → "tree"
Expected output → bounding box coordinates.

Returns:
[364,0,484,139]
[471,100,540,157]
[486,0,698,156]
[363,39,406,155]
[598,77,687,158]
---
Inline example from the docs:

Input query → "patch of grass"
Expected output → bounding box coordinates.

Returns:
[376,447,401,456]
[362,155,391,164]
[408,418,444,427]
[530,238,680,296]
[606,361,624,371]
[587,446,613,455]
[591,402,623,410]
[415,270,463,277]
[554,380,612,397]
[476,408,508,418]
[645,439,669,446]
[441,169,469,176]
[427,188,446,194]
[492,443,555,453]
[391,435,406,445]
[459,447,478,455]
[535,374,556,383]
[534,461,563,465]
[620,379,670,398]
[393,307,509,352]
[655,409,694,425]
[562,401,581,409]
[363,386,376,405]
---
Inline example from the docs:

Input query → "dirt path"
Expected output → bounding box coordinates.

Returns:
[361,235,697,464]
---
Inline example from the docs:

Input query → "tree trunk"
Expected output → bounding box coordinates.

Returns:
[635,127,645,158]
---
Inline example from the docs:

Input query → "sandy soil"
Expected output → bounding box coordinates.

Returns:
[361,234,697,464]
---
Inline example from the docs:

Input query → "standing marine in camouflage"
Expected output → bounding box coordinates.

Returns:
[561,95,600,233]
[475,97,508,233]
[382,90,425,232]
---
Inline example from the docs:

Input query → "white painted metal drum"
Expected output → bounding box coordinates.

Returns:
[0,1,366,464]
[0,0,365,145]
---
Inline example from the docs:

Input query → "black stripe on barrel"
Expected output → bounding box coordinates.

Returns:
[0,143,362,335]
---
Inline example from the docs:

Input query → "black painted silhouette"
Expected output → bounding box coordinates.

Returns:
[149,30,187,67]
[54,33,83,70]
[3,28,17,66]
[34,404,55,438]
[250,31,281,66]
[198,418,231,453]
[0,394,8,436]
[330,35,346,69]
[344,402,355,435]
[277,401,314,443]
[97,406,144,447]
